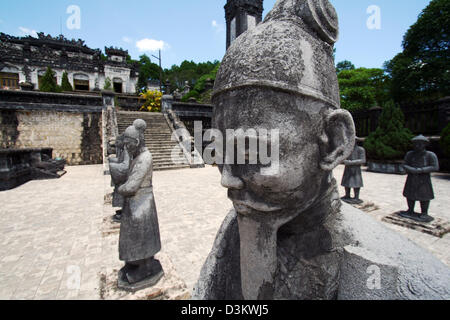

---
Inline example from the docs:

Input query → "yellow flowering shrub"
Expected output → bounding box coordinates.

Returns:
[139,89,162,112]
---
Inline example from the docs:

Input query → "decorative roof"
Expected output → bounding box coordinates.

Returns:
[105,47,129,57]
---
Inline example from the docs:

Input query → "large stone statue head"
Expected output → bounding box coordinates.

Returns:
[123,125,142,157]
[212,0,355,220]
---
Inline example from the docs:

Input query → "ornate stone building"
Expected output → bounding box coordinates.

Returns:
[225,0,264,49]
[0,32,139,94]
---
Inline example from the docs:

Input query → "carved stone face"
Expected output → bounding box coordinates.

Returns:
[214,87,330,216]
[413,141,427,153]
[124,136,139,157]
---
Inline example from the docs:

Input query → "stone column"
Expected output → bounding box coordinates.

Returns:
[101,90,118,173]
[161,94,173,113]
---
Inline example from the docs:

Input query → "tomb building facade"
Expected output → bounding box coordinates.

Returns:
[0,32,139,94]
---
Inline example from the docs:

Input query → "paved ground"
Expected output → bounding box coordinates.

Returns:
[0,164,449,300]
[334,166,450,267]
[0,165,104,300]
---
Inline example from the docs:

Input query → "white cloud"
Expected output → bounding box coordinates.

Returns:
[212,20,224,33]
[0,19,4,24]
[122,36,132,44]
[19,27,38,38]
[136,38,168,52]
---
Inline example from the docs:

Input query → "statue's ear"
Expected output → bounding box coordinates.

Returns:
[319,109,355,171]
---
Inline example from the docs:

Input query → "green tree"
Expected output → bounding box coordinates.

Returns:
[440,123,450,158]
[104,77,112,90]
[39,67,60,92]
[61,71,73,91]
[364,101,413,160]
[336,60,355,73]
[181,63,220,103]
[338,68,390,111]
[164,60,220,91]
[385,0,450,103]
[136,54,161,92]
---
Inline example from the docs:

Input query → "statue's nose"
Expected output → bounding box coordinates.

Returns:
[221,165,244,190]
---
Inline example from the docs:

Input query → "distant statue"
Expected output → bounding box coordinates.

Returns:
[341,138,366,204]
[399,135,439,223]
[182,81,191,96]
[173,89,182,101]
[111,121,163,291]
[109,134,126,222]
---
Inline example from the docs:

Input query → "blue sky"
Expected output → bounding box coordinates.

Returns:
[0,0,431,69]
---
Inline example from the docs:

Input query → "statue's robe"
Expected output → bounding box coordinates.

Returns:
[403,151,439,202]
[118,148,161,262]
[110,145,126,208]
[341,146,366,189]
[193,182,450,300]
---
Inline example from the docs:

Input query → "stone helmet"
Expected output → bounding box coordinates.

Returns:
[124,125,145,150]
[412,135,430,144]
[213,0,340,109]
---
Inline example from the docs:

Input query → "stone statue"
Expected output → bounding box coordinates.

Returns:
[399,135,439,223]
[109,134,126,222]
[341,138,366,204]
[110,121,164,292]
[182,81,191,96]
[173,89,182,101]
[193,0,450,300]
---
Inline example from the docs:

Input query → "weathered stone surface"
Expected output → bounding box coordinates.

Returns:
[0,104,102,166]
[112,122,163,291]
[194,0,450,300]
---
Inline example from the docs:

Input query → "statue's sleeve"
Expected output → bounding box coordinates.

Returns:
[118,153,152,196]
[421,152,439,173]
[403,152,413,166]
[350,147,366,166]
[110,150,130,185]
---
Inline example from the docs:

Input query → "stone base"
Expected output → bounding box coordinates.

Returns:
[367,161,406,175]
[341,197,363,205]
[382,211,450,238]
[117,270,164,293]
[398,211,434,223]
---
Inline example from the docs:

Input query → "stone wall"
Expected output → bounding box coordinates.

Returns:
[0,90,104,165]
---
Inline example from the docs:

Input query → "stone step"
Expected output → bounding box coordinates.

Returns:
[153,160,188,165]
[153,164,190,171]
[117,112,191,171]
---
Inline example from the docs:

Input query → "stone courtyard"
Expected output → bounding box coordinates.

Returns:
[0,164,449,300]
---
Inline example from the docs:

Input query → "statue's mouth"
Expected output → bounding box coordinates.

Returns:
[228,190,282,213]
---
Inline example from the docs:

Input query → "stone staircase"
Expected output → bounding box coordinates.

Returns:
[117,111,190,171]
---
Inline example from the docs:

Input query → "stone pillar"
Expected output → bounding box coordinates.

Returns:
[101,90,118,172]
[161,95,174,113]
[225,0,263,49]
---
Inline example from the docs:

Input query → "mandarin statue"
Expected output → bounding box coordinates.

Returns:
[400,135,439,223]
[341,138,366,204]
[193,0,450,300]
[109,134,126,222]
[110,121,164,292]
